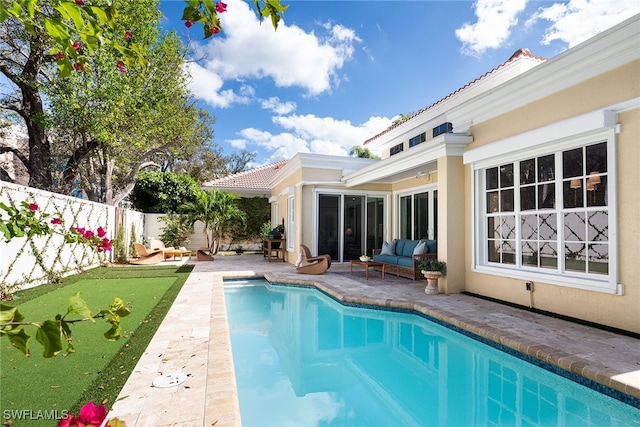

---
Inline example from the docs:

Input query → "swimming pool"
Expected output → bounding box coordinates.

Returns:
[225,279,640,426]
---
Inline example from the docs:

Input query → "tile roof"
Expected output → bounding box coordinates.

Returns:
[363,48,547,145]
[202,160,288,190]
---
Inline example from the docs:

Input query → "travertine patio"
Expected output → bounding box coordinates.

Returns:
[105,255,640,426]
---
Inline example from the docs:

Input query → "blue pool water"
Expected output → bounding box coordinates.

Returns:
[224,280,640,426]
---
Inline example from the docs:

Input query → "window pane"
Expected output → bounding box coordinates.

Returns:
[586,174,607,207]
[521,187,536,210]
[538,183,555,209]
[539,214,557,240]
[538,154,555,182]
[500,164,514,187]
[587,211,608,241]
[564,212,585,241]
[501,241,516,264]
[501,189,514,212]
[565,243,586,272]
[486,167,498,190]
[588,244,608,275]
[521,159,535,184]
[564,179,584,208]
[522,241,538,267]
[586,141,607,174]
[487,191,499,213]
[563,147,583,178]
[501,216,516,240]
[540,242,557,269]
[488,216,498,239]
[488,240,500,263]
[520,215,537,240]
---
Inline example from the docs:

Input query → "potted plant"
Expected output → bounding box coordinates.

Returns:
[418,259,447,295]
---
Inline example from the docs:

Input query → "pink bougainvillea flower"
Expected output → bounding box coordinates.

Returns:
[124,31,132,39]
[54,52,65,61]
[97,226,106,238]
[184,20,194,28]
[74,227,85,235]
[73,62,83,71]
[28,203,38,211]
[215,1,227,13]
[102,237,112,250]
[51,218,63,225]
[75,0,84,5]
[84,230,95,239]
[58,414,77,427]
[77,401,107,426]
[211,25,220,35]
[72,42,81,51]
[116,61,127,73]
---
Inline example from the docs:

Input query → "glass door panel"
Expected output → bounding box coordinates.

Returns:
[366,197,384,257]
[343,196,365,260]
[318,195,340,260]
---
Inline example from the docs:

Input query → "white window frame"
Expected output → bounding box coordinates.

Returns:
[395,185,438,240]
[468,126,618,294]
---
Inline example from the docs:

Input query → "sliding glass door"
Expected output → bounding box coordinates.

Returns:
[317,193,386,262]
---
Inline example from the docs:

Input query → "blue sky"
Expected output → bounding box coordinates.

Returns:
[158,0,639,168]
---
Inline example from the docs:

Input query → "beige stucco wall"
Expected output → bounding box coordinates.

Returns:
[469,60,640,150]
[463,62,640,333]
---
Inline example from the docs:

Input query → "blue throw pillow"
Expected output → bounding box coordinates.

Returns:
[380,240,396,256]
[413,241,427,255]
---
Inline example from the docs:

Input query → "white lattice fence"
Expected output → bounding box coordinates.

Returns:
[0,182,119,293]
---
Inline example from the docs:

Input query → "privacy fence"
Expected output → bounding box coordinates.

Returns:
[0,182,144,294]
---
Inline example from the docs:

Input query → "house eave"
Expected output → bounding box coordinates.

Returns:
[270,153,377,187]
[345,133,473,187]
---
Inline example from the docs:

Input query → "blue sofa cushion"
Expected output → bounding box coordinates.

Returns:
[396,256,414,268]
[425,240,437,254]
[393,239,404,256]
[401,240,419,257]
[373,254,401,264]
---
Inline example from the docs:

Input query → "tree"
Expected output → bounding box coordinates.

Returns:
[0,0,287,194]
[227,196,270,245]
[179,189,246,255]
[128,171,201,213]
[45,0,210,205]
[349,146,380,159]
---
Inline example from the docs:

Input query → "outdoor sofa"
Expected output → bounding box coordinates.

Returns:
[372,239,437,280]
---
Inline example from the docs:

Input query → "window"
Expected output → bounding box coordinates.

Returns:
[390,143,404,156]
[433,122,453,138]
[479,140,612,289]
[398,189,437,240]
[409,132,426,147]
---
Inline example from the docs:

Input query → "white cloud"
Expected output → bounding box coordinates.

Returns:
[260,97,297,115]
[527,0,640,48]
[186,0,360,108]
[230,114,392,164]
[455,0,528,57]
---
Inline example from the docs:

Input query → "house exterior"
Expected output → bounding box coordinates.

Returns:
[267,15,639,334]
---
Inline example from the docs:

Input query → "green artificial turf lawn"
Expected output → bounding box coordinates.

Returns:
[0,265,192,426]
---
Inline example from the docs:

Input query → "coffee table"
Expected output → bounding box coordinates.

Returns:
[350,260,385,279]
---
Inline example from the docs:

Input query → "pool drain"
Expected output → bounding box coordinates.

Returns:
[152,372,187,388]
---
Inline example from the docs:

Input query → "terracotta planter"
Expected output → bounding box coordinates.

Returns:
[421,270,441,294]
